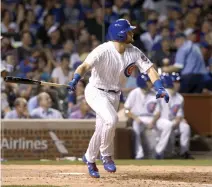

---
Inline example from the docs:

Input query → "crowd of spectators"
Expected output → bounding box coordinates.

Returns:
[1,0,212,119]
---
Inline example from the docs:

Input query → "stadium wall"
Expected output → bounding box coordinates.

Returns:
[1,119,132,160]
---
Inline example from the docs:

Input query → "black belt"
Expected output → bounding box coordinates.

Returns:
[97,88,120,94]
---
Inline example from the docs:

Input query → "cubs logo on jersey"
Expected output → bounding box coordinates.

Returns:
[147,102,157,113]
[124,62,136,77]
[171,104,181,116]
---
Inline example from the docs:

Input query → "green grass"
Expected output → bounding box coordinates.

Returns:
[2,159,212,166]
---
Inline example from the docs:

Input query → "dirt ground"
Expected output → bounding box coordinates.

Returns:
[2,165,212,187]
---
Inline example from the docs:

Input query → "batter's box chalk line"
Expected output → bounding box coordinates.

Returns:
[56,172,86,175]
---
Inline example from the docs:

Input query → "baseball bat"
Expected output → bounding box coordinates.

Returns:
[4,76,70,88]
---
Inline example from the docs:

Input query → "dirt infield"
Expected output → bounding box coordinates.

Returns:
[2,165,212,187]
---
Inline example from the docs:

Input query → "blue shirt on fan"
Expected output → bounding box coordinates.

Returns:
[174,41,207,75]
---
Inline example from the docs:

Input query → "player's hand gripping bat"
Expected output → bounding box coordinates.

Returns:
[4,76,70,89]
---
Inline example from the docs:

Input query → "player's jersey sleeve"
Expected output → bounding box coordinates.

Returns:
[133,47,153,73]
[124,90,135,109]
[84,45,105,68]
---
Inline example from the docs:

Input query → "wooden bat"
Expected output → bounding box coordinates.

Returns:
[4,76,70,88]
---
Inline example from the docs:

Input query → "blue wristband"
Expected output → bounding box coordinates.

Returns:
[153,79,164,91]
[73,73,81,83]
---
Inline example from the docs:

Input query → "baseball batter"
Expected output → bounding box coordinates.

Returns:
[68,19,169,178]
[160,73,192,159]
[124,74,172,159]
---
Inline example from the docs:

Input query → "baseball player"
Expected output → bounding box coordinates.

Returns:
[68,19,169,178]
[124,73,172,159]
[160,73,193,159]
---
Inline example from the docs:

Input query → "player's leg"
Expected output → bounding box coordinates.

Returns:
[155,118,173,158]
[132,116,154,159]
[85,114,103,163]
[84,84,118,173]
[99,92,120,173]
[100,93,120,158]
[179,120,192,158]
[132,119,145,159]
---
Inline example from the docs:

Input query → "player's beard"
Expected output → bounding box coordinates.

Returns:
[125,38,134,44]
[125,33,134,44]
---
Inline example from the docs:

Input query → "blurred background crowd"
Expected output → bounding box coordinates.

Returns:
[1,0,212,119]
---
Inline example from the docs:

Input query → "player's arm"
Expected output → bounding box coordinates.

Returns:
[135,50,169,103]
[75,62,91,77]
[147,66,169,103]
[68,47,101,90]
[124,90,141,124]
[68,62,91,91]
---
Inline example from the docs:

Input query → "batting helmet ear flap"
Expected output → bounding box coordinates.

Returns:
[117,31,127,41]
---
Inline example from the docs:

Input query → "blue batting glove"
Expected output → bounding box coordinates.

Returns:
[154,80,169,103]
[68,73,81,91]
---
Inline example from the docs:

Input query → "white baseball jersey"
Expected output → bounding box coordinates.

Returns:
[160,90,184,120]
[84,41,153,90]
[124,88,160,116]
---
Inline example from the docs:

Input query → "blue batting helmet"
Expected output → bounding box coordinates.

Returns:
[107,19,136,42]
[136,73,150,88]
[160,73,174,88]
[171,72,181,82]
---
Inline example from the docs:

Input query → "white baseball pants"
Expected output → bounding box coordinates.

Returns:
[84,83,120,163]
[133,117,172,158]
[170,120,191,154]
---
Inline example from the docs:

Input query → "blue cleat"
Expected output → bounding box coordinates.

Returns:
[82,155,100,178]
[155,153,164,160]
[101,156,116,173]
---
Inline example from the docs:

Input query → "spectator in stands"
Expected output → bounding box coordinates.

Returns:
[36,13,54,45]
[26,9,41,36]
[27,86,60,115]
[152,37,174,68]
[18,49,40,79]
[85,8,109,42]
[1,9,18,34]
[1,37,16,61]
[140,20,161,53]
[4,97,29,119]
[112,0,129,17]
[16,31,32,63]
[31,92,63,119]
[46,25,63,58]
[37,0,62,25]
[200,20,211,42]
[152,26,171,51]
[184,28,196,43]
[33,51,51,82]
[69,98,95,119]
[63,0,84,32]
[51,53,72,84]
[57,40,80,69]
[68,79,86,113]
[1,92,11,118]
[25,0,42,18]
[162,33,207,93]
[104,1,119,25]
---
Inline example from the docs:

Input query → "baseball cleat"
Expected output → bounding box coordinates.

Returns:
[82,155,100,178]
[101,156,116,173]
[155,153,164,160]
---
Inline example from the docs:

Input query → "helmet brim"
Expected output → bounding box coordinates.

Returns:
[126,26,136,32]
